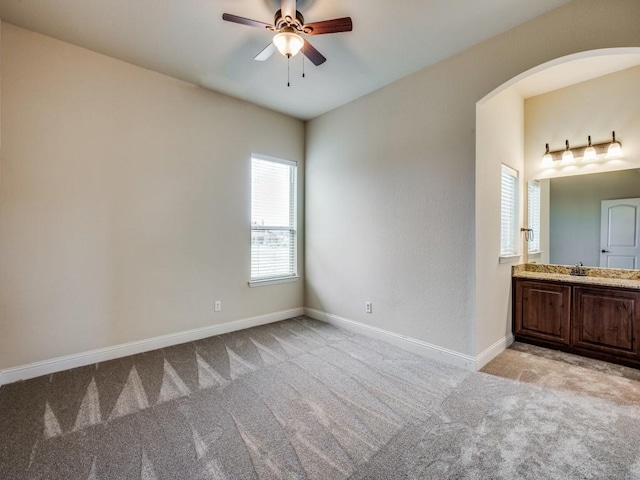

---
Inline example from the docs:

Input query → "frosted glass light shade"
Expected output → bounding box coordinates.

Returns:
[607,141,622,158]
[542,143,553,166]
[561,140,574,163]
[562,150,574,163]
[606,131,623,159]
[583,135,596,161]
[273,31,304,58]
[583,146,597,161]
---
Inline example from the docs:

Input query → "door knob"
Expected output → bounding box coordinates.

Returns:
[601,249,610,253]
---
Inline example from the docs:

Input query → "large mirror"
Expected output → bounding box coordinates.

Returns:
[540,168,640,268]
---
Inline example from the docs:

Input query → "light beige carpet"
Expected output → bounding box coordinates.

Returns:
[2,319,640,479]
[481,342,640,408]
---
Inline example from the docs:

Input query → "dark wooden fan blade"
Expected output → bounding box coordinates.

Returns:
[281,0,296,20]
[255,43,276,61]
[222,13,272,29]
[303,17,352,35]
[302,40,326,66]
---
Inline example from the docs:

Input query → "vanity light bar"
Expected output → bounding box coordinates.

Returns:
[542,131,622,164]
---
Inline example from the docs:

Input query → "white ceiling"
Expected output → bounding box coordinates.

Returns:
[0,0,573,120]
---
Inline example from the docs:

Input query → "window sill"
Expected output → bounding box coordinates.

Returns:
[528,250,543,257]
[499,254,522,264]
[249,276,300,288]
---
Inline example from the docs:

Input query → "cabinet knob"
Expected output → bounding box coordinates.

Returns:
[601,249,610,253]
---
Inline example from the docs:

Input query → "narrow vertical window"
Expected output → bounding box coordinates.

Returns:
[500,164,519,257]
[528,180,541,253]
[250,155,297,283]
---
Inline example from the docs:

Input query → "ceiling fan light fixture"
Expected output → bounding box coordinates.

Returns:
[273,30,304,58]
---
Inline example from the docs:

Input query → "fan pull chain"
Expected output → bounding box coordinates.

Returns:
[302,44,305,78]
[287,56,290,87]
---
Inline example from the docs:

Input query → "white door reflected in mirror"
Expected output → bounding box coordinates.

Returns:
[600,198,640,269]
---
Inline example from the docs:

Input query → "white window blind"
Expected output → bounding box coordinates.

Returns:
[251,155,297,282]
[528,180,541,253]
[500,164,519,256]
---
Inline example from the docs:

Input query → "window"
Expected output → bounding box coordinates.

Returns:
[500,164,519,257]
[527,180,541,253]
[250,155,297,283]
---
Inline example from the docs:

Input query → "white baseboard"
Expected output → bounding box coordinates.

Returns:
[305,308,512,372]
[475,333,515,371]
[0,307,512,385]
[306,308,476,370]
[0,307,304,386]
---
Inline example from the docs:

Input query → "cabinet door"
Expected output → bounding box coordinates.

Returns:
[514,280,571,345]
[573,287,640,358]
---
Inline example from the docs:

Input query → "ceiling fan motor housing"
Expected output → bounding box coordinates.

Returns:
[274,9,312,34]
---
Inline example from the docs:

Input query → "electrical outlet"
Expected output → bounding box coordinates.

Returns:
[365,302,372,314]
[214,300,222,312]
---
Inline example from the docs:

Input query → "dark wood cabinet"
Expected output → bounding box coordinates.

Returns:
[514,281,571,345]
[513,278,640,368]
[573,286,640,358]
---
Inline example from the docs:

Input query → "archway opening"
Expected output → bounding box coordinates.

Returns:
[474,47,640,364]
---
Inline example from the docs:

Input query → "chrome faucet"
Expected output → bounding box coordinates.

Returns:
[570,262,587,276]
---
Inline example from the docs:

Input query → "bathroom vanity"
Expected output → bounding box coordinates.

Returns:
[512,264,640,368]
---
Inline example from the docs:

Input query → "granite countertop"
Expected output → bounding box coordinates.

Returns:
[512,264,640,290]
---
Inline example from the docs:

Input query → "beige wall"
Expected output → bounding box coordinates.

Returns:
[305,56,477,355]
[306,0,640,358]
[475,88,524,356]
[525,65,640,182]
[0,24,304,369]
[3,0,640,372]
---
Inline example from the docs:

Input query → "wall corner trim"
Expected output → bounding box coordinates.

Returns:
[475,333,515,371]
[305,308,513,372]
[0,307,304,386]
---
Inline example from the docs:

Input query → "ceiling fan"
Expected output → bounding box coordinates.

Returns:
[222,0,353,67]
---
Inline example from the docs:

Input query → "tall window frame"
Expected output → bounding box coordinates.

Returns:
[527,180,541,254]
[250,155,298,285]
[500,164,519,257]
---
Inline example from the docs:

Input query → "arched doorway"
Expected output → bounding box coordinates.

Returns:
[474,47,640,365]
